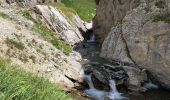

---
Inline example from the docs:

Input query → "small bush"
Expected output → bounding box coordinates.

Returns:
[6,38,25,50]
[155,0,165,8]
[153,13,170,23]
[0,12,11,19]
[0,59,72,100]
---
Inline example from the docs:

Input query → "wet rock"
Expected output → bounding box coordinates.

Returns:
[123,66,148,92]
[84,64,128,91]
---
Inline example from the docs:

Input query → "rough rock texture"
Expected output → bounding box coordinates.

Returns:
[0,0,60,7]
[0,6,82,89]
[84,64,148,91]
[93,0,140,42]
[100,1,170,89]
[34,5,84,46]
[123,66,147,91]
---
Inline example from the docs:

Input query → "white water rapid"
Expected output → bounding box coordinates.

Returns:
[87,33,95,42]
[82,73,126,100]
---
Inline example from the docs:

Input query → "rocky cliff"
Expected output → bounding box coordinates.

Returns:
[96,0,170,89]
[0,1,86,89]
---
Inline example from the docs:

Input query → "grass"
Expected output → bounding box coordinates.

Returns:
[6,38,25,50]
[49,3,76,22]
[0,59,72,100]
[61,0,96,22]
[21,9,72,55]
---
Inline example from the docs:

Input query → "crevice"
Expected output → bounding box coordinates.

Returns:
[64,75,77,83]
[119,24,140,68]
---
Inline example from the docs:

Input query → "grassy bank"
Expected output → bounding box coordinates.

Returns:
[61,0,96,22]
[0,59,72,100]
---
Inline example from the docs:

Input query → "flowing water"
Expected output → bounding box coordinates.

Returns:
[82,73,125,100]
[75,34,170,100]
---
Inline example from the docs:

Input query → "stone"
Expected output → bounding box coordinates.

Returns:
[123,66,148,91]
[34,5,84,46]
[99,0,170,89]
[93,0,140,42]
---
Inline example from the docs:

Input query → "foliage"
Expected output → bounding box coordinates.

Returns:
[0,59,72,100]
[61,0,96,22]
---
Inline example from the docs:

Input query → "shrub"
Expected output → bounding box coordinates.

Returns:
[155,0,165,8]
[153,13,170,23]
[6,38,25,50]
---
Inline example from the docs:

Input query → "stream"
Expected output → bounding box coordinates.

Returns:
[73,33,170,100]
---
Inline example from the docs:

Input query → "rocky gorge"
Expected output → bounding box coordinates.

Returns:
[0,0,170,100]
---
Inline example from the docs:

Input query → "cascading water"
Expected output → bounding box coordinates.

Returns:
[87,33,95,43]
[82,72,126,100]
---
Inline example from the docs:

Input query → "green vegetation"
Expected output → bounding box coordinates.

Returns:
[49,3,76,22]
[61,0,96,22]
[0,59,72,100]
[21,9,72,55]
[153,13,170,23]
[0,12,11,19]
[155,0,165,8]
[6,38,25,50]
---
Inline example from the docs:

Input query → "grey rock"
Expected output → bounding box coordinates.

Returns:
[99,0,170,89]
[34,5,84,46]
[123,66,148,91]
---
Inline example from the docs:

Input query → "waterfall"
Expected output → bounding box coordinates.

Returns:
[87,33,95,42]
[83,73,125,100]
[83,74,94,89]
[108,80,123,100]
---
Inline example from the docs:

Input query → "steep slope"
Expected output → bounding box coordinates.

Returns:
[0,4,83,89]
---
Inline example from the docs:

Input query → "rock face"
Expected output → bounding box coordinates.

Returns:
[99,0,170,89]
[0,6,83,89]
[34,5,84,46]
[93,0,140,42]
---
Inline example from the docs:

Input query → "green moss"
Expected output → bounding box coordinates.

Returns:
[21,9,72,55]
[0,59,72,100]
[153,13,170,23]
[6,38,25,50]
[155,0,165,8]
[0,12,11,19]
[61,0,96,22]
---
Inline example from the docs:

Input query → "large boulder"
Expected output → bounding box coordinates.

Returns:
[93,0,140,42]
[100,1,170,89]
